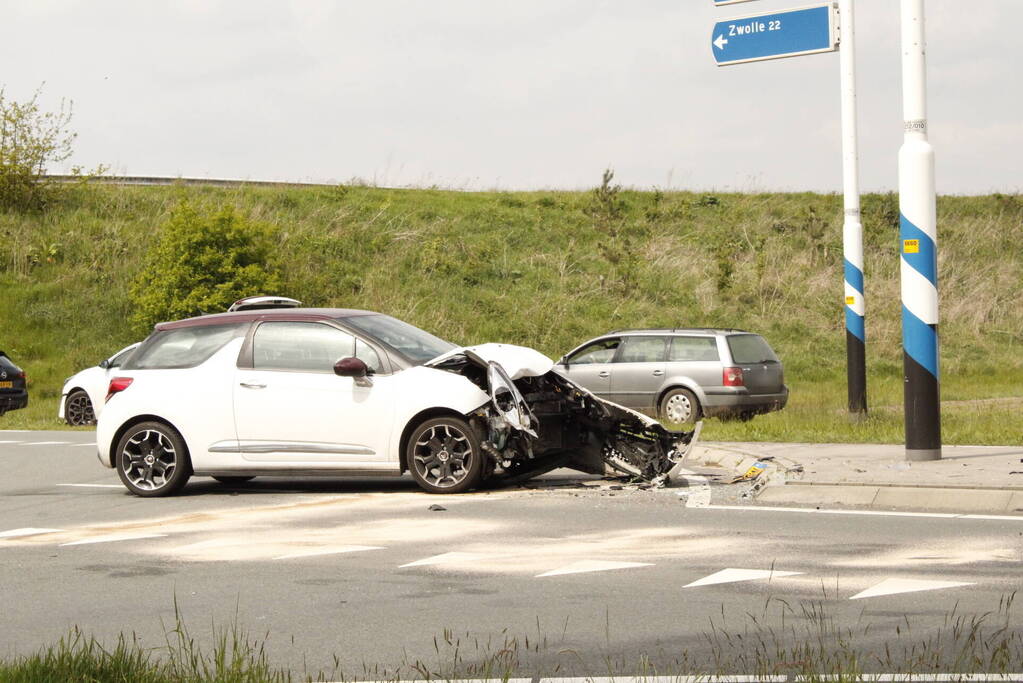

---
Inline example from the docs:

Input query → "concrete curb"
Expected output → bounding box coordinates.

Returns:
[759,483,1023,514]
[686,443,1023,514]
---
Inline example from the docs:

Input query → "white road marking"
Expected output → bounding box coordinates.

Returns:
[399,551,483,568]
[20,441,71,446]
[683,567,803,588]
[275,545,384,560]
[536,560,653,578]
[849,577,975,600]
[0,440,24,444]
[0,528,63,539]
[57,483,122,489]
[705,505,1023,522]
[60,533,167,547]
[71,442,98,447]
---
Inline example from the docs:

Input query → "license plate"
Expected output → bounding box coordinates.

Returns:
[0,381,12,389]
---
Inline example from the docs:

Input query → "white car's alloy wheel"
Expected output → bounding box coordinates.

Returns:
[409,417,482,493]
[116,422,191,497]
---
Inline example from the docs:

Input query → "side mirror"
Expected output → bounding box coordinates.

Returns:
[98,359,110,370]
[334,357,372,387]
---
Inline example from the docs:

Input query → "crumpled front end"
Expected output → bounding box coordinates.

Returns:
[428,344,700,486]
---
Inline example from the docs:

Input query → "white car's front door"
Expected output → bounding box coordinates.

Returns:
[233,321,397,464]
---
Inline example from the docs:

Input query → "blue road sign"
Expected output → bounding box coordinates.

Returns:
[711,3,837,67]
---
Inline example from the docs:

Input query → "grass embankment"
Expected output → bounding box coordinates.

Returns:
[1,183,1021,443]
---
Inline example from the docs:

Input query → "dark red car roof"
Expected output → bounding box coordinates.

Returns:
[155,308,376,331]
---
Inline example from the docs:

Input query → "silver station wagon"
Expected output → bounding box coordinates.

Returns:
[555,329,788,426]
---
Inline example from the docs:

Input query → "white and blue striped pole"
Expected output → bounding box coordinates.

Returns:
[839,0,867,416]
[899,0,941,461]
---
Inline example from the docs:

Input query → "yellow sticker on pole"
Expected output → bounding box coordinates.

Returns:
[903,239,920,254]
[845,296,855,306]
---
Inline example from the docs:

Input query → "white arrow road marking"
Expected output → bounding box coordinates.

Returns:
[399,552,483,568]
[57,483,123,489]
[537,560,653,578]
[61,533,167,547]
[21,441,71,446]
[275,545,384,560]
[714,34,729,50]
[0,528,63,539]
[684,568,803,588]
[849,578,975,600]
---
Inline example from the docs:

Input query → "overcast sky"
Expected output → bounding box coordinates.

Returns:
[3,1,1019,194]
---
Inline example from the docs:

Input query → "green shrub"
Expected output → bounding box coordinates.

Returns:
[129,201,282,334]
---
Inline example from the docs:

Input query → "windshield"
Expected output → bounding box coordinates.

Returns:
[341,314,456,365]
[726,334,780,364]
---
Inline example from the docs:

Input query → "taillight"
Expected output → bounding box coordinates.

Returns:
[106,377,134,402]
[722,367,744,387]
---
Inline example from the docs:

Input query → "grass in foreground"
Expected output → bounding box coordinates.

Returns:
[1,596,1020,681]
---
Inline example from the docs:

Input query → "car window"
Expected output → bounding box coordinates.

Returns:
[566,338,620,365]
[108,345,138,368]
[669,336,720,362]
[727,334,780,364]
[355,339,382,373]
[127,324,243,370]
[341,314,456,365]
[616,336,668,363]
[253,322,356,372]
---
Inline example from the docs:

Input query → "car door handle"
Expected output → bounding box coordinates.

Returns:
[652,370,664,376]
[239,382,267,389]
[598,371,610,378]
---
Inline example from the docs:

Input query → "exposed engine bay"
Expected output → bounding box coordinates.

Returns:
[430,348,701,486]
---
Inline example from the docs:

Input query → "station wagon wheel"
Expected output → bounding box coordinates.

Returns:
[115,421,192,497]
[65,390,95,426]
[407,416,483,494]
[660,388,701,428]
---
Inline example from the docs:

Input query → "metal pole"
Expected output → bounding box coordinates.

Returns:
[839,0,867,417]
[899,0,941,461]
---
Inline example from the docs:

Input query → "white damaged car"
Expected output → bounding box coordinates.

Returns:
[96,308,700,497]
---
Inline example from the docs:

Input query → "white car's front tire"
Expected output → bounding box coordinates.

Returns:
[407,416,483,494]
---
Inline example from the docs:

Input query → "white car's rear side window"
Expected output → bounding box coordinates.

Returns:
[128,324,243,369]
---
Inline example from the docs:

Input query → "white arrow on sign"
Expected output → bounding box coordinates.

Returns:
[714,35,728,50]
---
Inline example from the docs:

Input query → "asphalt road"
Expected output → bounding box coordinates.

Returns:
[2,430,1022,678]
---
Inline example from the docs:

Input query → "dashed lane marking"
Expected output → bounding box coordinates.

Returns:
[683,567,803,588]
[536,560,653,578]
[57,483,123,488]
[275,545,384,560]
[60,533,167,547]
[849,577,976,600]
[399,552,484,568]
[20,441,71,446]
[0,528,63,539]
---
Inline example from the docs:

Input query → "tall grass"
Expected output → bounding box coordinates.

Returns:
[1,183,1020,444]
[1,595,1019,680]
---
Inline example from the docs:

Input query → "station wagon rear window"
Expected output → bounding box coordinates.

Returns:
[669,336,720,362]
[126,324,244,369]
[726,334,780,364]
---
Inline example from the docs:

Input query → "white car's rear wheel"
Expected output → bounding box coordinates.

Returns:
[407,417,483,494]
[115,421,191,497]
